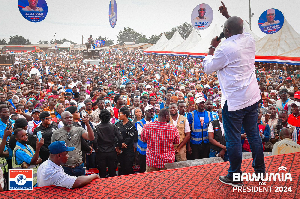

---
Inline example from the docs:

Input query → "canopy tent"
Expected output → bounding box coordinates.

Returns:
[171,29,202,56]
[154,31,184,54]
[144,19,300,65]
[243,22,260,42]
[255,19,300,65]
[144,34,168,53]
[187,22,259,57]
[188,24,223,57]
[59,42,71,48]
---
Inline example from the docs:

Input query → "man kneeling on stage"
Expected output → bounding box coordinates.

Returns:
[37,141,99,188]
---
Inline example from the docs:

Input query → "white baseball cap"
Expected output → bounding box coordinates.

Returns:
[195,97,206,104]
[144,104,154,111]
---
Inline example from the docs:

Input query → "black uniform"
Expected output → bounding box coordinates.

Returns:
[115,120,138,175]
[33,123,58,162]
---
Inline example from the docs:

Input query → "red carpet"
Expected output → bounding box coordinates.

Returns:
[1,152,299,198]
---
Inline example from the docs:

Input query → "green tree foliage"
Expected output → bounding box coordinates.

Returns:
[148,34,161,44]
[177,22,193,39]
[8,35,31,45]
[38,40,49,44]
[165,22,193,40]
[50,38,75,44]
[0,39,7,45]
[117,27,148,44]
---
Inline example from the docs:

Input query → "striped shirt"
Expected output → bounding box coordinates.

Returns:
[141,121,180,168]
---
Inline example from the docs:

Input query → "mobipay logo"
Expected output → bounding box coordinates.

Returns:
[233,166,292,182]
[9,169,33,190]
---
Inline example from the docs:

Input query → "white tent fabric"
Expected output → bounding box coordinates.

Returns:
[280,47,300,57]
[159,31,184,52]
[172,29,202,54]
[243,22,260,42]
[59,42,71,48]
[144,34,168,52]
[255,19,300,56]
[188,24,223,55]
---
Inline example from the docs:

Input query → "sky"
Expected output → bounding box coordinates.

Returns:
[0,0,299,44]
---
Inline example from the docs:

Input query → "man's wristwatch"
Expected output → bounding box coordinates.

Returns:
[209,46,216,49]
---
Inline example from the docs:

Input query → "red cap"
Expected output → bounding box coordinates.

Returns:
[286,77,291,80]
[294,91,300,99]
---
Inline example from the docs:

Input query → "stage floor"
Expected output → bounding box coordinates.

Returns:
[1,152,299,198]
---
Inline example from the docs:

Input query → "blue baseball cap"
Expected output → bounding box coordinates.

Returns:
[48,141,75,154]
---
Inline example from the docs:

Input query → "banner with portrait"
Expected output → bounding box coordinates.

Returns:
[258,8,284,34]
[109,0,117,28]
[191,3,213,30]
[18,0,48,22]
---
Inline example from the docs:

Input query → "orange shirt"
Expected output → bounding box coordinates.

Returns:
[44,107,56,118]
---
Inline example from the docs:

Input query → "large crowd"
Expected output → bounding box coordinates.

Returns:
[0,49,299,190]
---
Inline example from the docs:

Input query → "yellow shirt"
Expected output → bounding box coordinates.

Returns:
[272,138,300,155]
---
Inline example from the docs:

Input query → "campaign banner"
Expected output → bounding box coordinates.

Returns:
[9,169,33,190]
[258,8,284,34]
[109,0,117,28]
[191,3,213,30]
[18,0,48,23]
[95,40,106,47]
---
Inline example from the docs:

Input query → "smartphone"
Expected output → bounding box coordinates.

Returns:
[37,131,42,141]
[6,121,12,130]
[81,110,87,118]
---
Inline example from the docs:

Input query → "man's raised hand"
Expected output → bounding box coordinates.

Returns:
[219,1,230,19]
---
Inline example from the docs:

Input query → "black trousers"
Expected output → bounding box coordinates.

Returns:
[96,151,117,178]
[137,153,146,173]
[118,151,134,175]
[190,143,210,160]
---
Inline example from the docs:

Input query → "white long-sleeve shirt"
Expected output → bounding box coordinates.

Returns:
[203,33,261,111]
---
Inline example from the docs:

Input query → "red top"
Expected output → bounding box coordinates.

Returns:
[113,107,119,119]
[288,114,300,127]
[141,121,180,168]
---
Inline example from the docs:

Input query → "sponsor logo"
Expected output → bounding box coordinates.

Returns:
[9,169,33,190]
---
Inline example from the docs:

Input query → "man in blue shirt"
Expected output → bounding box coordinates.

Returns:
[0,105,10,139]
[0,104,14,186]
[12,128,44,186]
[187,97,211,160]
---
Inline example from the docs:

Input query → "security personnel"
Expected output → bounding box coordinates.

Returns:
[0,127,12,191]
[187,97,211,160]
[135,105,155,173]
[169,103,191,161]
[208,109,228,161]
[12,128,44,186]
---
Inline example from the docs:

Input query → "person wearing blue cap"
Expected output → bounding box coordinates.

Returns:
[37,141,99,189]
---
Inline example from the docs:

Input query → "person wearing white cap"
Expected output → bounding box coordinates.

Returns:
[187,97,211,160]
[135,104,155,173]
[261,8,280,27]
[194,4,207,20]
[192,3,210,30]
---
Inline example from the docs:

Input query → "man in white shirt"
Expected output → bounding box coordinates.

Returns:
[203,2,265,187]
[37,141,99,188]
